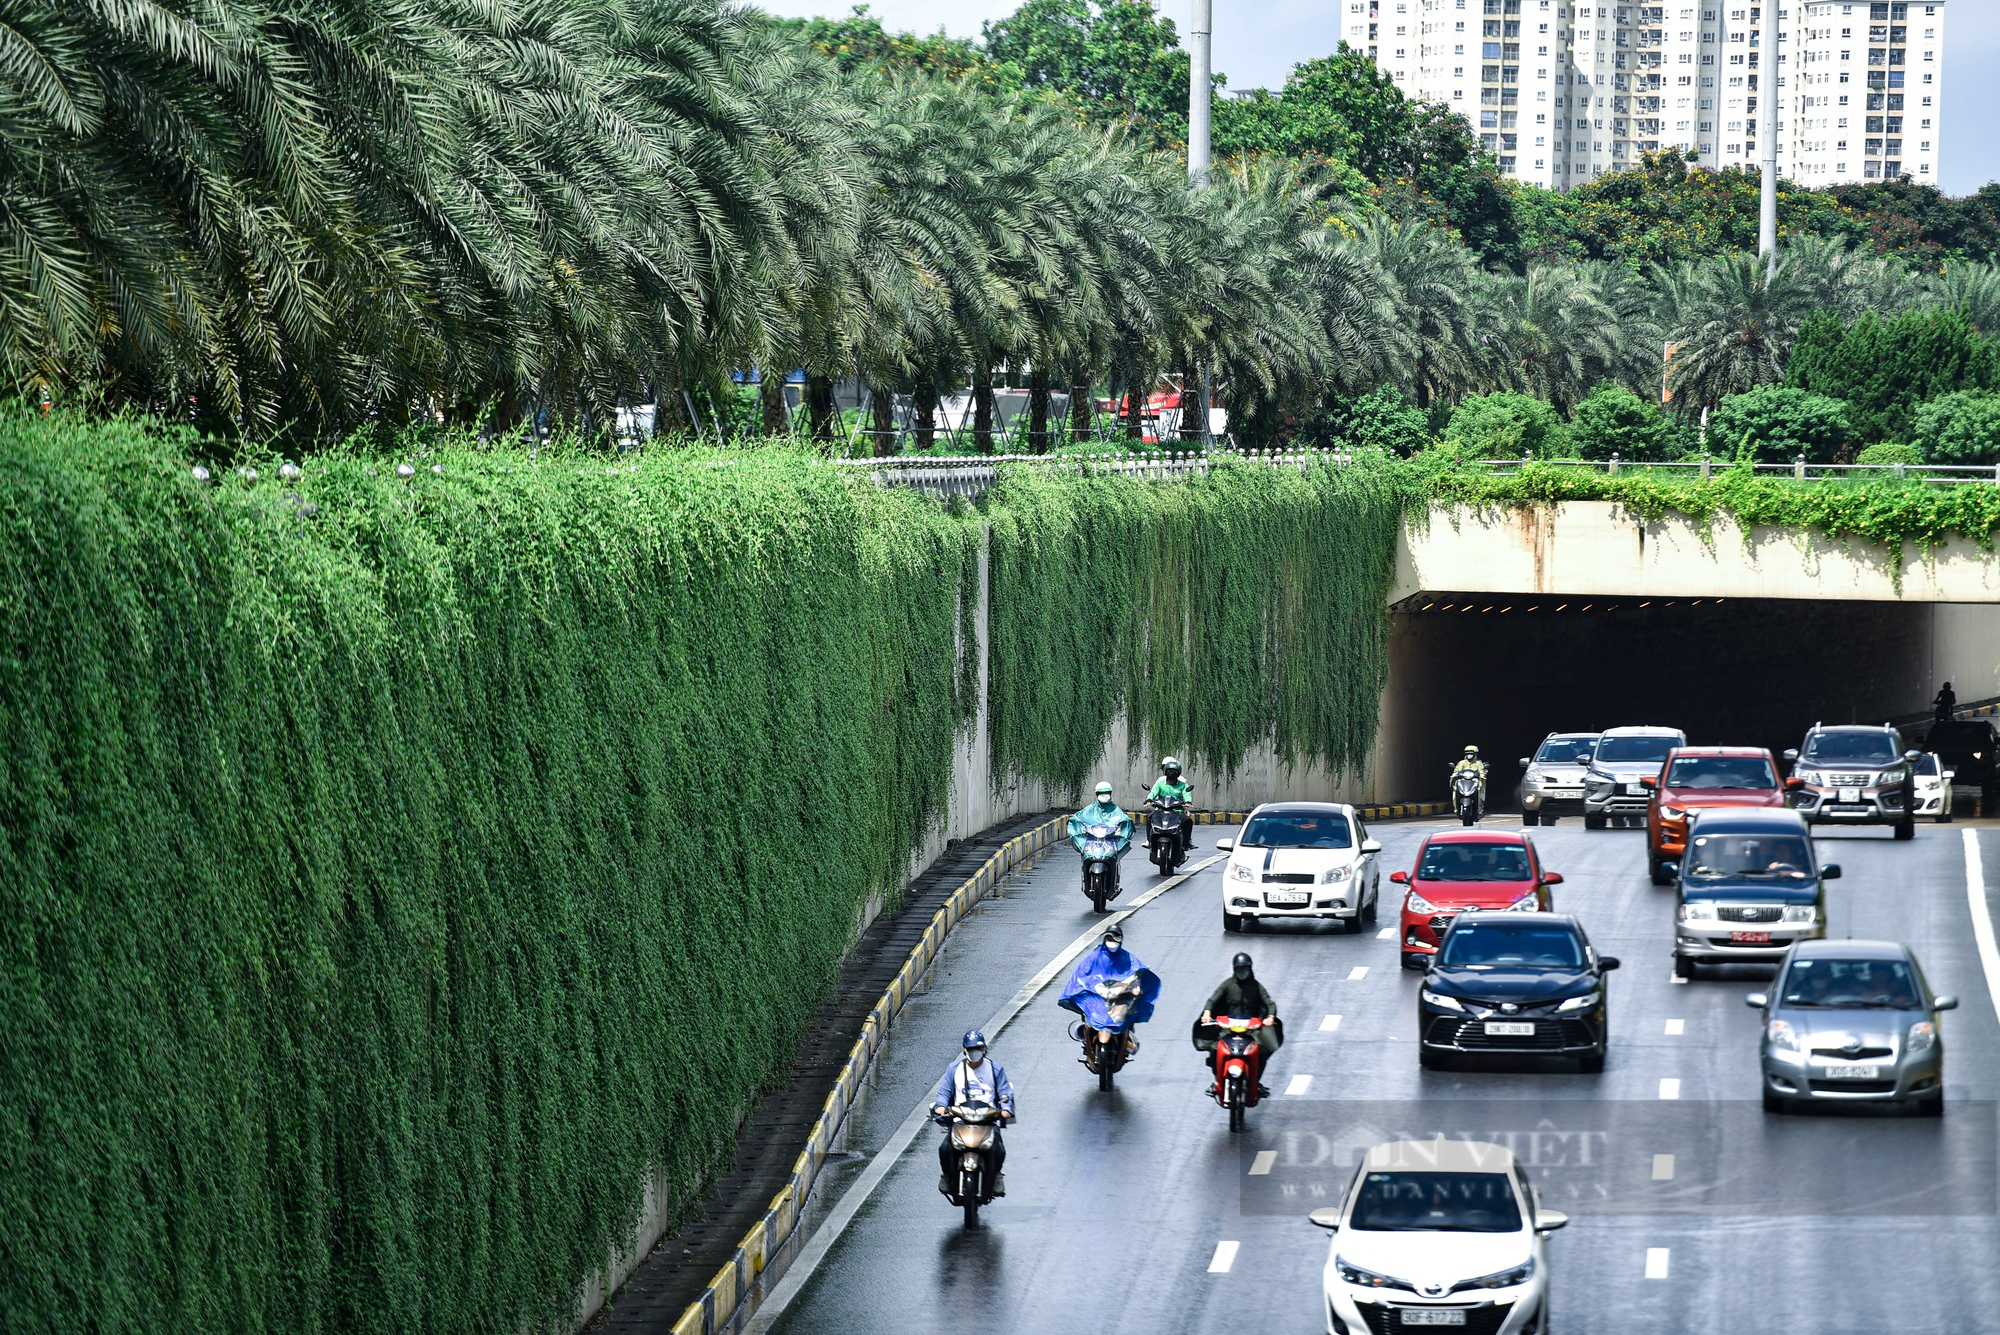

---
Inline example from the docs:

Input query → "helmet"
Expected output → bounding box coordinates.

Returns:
[1162,755,1181,776]
[1232,952,1253,981]
[1103,923,1125,948]
[1095,782,1114,799]
[1464,744,1480,755]
[961,1029,988,1062]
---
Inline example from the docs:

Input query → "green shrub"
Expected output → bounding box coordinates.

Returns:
[1855,442,1923,466]
[1913,391,2000,467]
[1787,307,1998,443]
[1302,385,1434,456]
[1441,392,1571,458]
[1711,385,1853,465]
[1569,383,1687,461]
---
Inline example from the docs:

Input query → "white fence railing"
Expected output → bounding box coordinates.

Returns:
[833,447,1357,497]
[1469,455,2000,485]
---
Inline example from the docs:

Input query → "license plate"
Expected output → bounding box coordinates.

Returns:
[1484,1021,1536,1036]
[1730,931,1772,943]
[1266,891,1309,906]
[1820,1062,1881,1080]
[1625,782,1647,795]
[1838,787,1860,803]
[1399,1311,1467,1328]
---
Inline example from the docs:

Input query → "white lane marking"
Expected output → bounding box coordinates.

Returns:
[1285,1074,1313,1096]
[1377,927,1395,939]
[1658,1078,1682,1100]
[747,855,1228,1331]
[1669,972,1688,985]
[1965,830,2000,1030]
[1664,1019,1685,1036]
[1249,1151,1278,1176]
[1319,1013,1343,1032]
[1652,1154,1676,1181]
[1347,966,1370,981]
[1209,1240,1241,1273]
[1645,1248,1671,1279]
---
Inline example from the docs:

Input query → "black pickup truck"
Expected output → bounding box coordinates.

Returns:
[1924,718,2000,804]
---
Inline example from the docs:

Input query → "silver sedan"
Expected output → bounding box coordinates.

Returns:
[1749,939,1958,1115]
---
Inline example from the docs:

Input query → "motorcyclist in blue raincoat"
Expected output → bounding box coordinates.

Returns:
[1069,782,1134,856]
[1058,923,1161,1061]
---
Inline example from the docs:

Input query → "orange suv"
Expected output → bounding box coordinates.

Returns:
[1642,747,1793,885]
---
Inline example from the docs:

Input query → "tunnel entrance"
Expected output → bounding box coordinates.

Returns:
[1376,594,1996,810]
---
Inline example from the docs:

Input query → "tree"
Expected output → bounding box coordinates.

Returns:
[1710,386,1853,465]
[1442,391,1569,458]
[1302,385,1432,454]
[764,5,991,80]
[1570,384,1686,461]
[981,0,1192,146]
[1658,251,1820,413]
[1912,392,2000,467]
[1786,307,1998,444]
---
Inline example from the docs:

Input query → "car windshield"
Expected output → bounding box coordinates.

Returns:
[1596,735,1674,764]
[1778,958,1922,1010]
[1439,923,1584,969]
[1802,731,1899,763]
[1348,1171,1524,1233]
[1418,843,1531,881]
[1665,756,1778,789]
[1536,736,1597,764]
[1684,833,1814,879]
[1239,812,1353,849]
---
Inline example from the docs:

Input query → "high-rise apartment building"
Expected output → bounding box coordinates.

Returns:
[1344,0,1946,190]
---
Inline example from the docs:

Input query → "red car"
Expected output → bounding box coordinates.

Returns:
[1641,746,1792,885]
[1394,831,1563,970]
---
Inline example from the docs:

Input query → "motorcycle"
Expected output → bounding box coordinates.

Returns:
[1069,973,1147,1091]
[1205,1015,1276,1133]
[1452,769,1486,825]
[1145,799,1191,875]
[935,1099,1004,1227]
[1078,823,1125,912]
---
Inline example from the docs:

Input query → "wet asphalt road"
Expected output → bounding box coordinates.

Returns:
[764,817,2000,1335]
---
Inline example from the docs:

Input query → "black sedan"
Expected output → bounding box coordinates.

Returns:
[1418,911,1620,1073]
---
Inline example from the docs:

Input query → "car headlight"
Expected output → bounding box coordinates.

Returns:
[1680,902,1718,922]
[1466,1258,1536,1289]
[1335,1256,1406,1289]
[1323,864,1354,884]
[1878,767,1908,786]
[1907,1021,1937,1053]
[1781,905,1820,924]
[1406,890,1439,914]
[1661,806,1687,821]
[1506,892,1540,912]
[1228,862,1254,882]
[1421,989,1465,1012]
[1767,1019,1802,1052]
[1556,993,1597,1012]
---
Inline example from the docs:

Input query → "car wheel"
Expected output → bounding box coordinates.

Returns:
[1673,954,1696,981]
[1938,806,1953,824]
[1401,952,1426,970]
[1345,913,1365,935]
[1646,852,1669,886]
[1524,812,1540,827]
[1762,1087,1787,1115]
[1919,1092,1945,1118]
[1579,1052,1606,1074]
[1584,814,1606,831]
[1363,891,1380,925]
[1894,816,1916,841]
[1418,1047,1445,1070]
[1223,909,1244,933]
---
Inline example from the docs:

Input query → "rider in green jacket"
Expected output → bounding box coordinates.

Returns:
[1145,756,1196,852]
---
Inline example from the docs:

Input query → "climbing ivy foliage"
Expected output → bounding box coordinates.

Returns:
[983,454,1408,792]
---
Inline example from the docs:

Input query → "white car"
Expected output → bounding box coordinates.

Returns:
[1914,752,1954,822]
[1313,1138,1563,1335]
[1215,802,1381,934]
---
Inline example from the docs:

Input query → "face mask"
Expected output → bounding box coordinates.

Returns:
[1105,939,1122,953]
[1234,969,1250,982]
[965,1049,986,1065]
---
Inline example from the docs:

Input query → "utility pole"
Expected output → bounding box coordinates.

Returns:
[1189,0,1212,188]
[1758,14,1778,277]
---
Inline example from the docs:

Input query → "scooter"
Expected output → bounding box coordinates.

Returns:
[935,1100,1004,1227]
[1453,769,1486,826]
[1070,973,1146,1091]
[1145,799,1191,875]
[1078,823,1125,911]
[1207,1015,1274,1133]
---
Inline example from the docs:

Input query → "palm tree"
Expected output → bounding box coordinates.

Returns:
[1347,215,1483,408]
[1656,249,1818,413]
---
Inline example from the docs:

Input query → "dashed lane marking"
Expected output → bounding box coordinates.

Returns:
[1664,1019,1685,1035]
[1347,966,1370,981]
[1659,1078,1682,1100]
[1652,1154,1676,1181]
[1645,1248,1671,1280]
[1285,1074,1313,1096]
[1209,1241,1241,1274]
[1319,1014,1343,1032]
[1670,972,1688,985]
[1249,1151,1278,1176]
[1376,928,1395,940]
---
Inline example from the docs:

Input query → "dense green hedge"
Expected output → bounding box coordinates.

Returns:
[0,421,1402,1334]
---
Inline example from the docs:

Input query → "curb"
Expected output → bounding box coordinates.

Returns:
[671,797,1447,1335]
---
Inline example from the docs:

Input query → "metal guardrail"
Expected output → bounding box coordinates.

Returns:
[832,448,1358,498]
[1471,455,2000,485]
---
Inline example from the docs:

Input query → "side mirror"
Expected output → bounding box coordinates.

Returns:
[1820,864,1841,880]
[1945,771,1957,782]
[1659,860,1679,880]
[1308,1207,1341,1230]
[1216,838,1235,853]
[1639,775,1657,790]
[1390,870,1409,884]
[1783,748,1800,762]
[1935,995,1960,1011]
[1361,838,1382,855]
[1518,757,1532,769]
[1905,750,1924,763]
[1535,1210,1569,1234]
[1785,776,1804,791]
[1745,993,1768,1009]
[1543,871,1564,886]
[1598,956,1620,971]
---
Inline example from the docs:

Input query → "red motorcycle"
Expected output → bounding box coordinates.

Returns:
[1206,1015,1273,1133]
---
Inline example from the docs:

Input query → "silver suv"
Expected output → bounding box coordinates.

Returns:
[1785,723,1920,841]
[1583,726,1686,829]
[1519,732,1600,826]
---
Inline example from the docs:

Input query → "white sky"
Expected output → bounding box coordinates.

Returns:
[748,1,1998,194]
